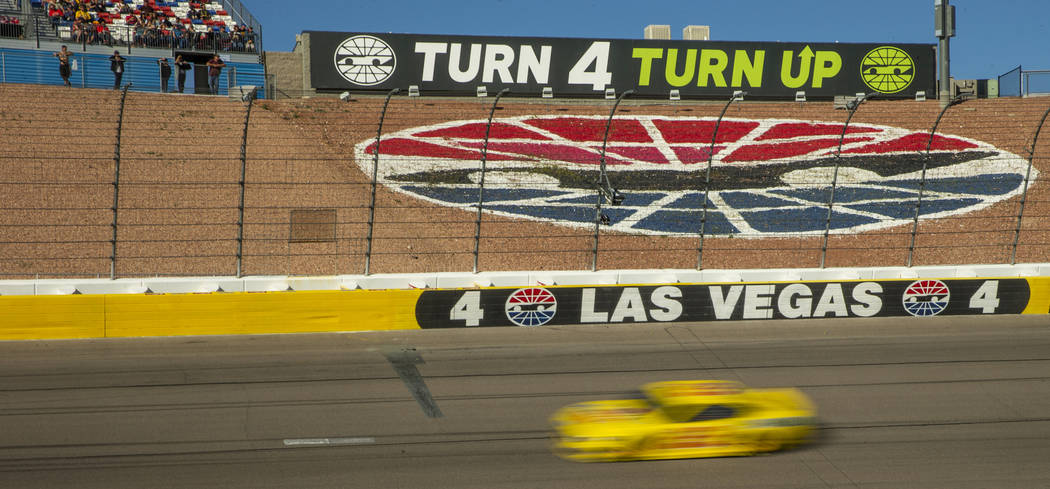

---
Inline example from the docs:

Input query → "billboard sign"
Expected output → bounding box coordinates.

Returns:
[415,279,1032,328]
[307,31,936,99]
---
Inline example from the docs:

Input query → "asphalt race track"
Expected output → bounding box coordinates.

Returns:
[1,316,1049,488]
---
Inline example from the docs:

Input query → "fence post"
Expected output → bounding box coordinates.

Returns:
[820,93,872,268]
[697,91,745,270]
[364,88,400,276]
[110,83,131,279]
[908,97,959,267]
[235,88,256,277]
[2,52,5,84]
[1010,105,1050,264]
[473,88,509,274]
[591,89,634,272]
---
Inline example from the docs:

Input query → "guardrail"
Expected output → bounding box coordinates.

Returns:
[1,264,1047,295]
[997,66,1050,97]
[0,47,265,93]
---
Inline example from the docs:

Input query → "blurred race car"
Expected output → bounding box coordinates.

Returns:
[550,380,816,462]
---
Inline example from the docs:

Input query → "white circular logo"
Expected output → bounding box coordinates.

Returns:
[902,280,950,317]
[504,288,558,327]
[334,35,396,86]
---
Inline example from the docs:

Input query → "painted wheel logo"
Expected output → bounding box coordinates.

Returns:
[334,35,396,86]
[356,116,1035,238]
[505,287,557,326]
[902,280,950,316]
[861,46,915,94]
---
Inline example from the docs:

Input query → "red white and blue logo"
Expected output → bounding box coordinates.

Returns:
[505,287,557,326]
[355,116,1035,238]
[902,279,951,316]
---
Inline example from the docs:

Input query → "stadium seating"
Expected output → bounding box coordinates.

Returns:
[42,0,255,52]
[0,14,21,39]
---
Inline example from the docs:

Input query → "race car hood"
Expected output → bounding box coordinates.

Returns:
[551,399,654,437]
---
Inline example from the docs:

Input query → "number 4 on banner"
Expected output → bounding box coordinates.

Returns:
[451,291,484,326]
[569,42,613,91]
[968,281,1000,313]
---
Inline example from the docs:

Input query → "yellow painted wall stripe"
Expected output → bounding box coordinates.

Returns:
[104,290,425,337]
[1023,278,1050,315]
[0,295,106,340]
[0,289,424,340]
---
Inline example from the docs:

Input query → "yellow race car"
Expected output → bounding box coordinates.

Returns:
[550,380,817,462]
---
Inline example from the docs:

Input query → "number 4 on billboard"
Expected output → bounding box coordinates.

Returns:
[969,281,1000,313]
[569,42,613,91]
[451,290,484,326]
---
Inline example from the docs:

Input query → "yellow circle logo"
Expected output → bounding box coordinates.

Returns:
[861,46,915,94]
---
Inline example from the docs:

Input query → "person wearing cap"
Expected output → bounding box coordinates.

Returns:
[109,50,126,90]
[158,57,171,93]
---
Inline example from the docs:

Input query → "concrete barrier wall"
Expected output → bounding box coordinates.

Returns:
[1,266,1047,341]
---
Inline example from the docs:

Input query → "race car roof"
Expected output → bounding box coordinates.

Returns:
[643,380,746,406]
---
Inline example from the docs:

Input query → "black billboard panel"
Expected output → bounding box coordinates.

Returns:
[415,279,1031,328]
[307,31,936,99]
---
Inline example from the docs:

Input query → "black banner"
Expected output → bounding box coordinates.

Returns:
[415,279,1030,328]
[307,31,935,99]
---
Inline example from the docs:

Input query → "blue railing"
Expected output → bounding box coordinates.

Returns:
[0,47,266,96]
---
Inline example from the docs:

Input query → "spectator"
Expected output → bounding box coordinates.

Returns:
[109,50,126,90]
[173,23,187,49]
[70,18,84,43]
[230,29,244,51]
[175,54,191,93]
[53,45,72,87]
[158,58,171,93]
[74,7,91,23]
[206,54,225,95]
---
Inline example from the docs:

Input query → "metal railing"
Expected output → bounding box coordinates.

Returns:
[0,87,1047,279]
[0,48,270,96]
[998,66,1050,97]
[43,21,259,55]
[216,0,262,53]
[0,12,23,39]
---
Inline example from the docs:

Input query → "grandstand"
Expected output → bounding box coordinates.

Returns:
[0,0,264,94]
[0,81,1047,279]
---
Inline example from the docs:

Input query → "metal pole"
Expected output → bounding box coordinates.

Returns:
[473,88,509,273]
[908,97,958,267]
[820,93,870,268]
[591,89,633,272]
[110,83,131,279]
[936,0,952,109]
[364,88,400,275]
[235,89,256,277]
[1010,105,1050,264]
[697,91,744,269]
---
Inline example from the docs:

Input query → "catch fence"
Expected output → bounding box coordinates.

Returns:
[0,84,1048,279]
